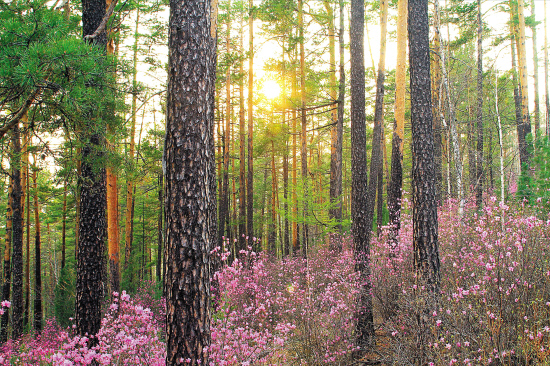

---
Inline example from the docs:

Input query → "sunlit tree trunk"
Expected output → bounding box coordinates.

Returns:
[351,0,374,350]
[22,116,29,331]
[61,180,67,270]
[219,8,231,248]
[515,0,532,167]
[292,58,299,255]
[247,0,255,250]
[238,10,247,251]
[431,22,442,204]
[298,0,309,256]
[388,0,406,251]
[530,0,540,135]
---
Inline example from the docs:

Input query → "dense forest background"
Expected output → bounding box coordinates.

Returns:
[0,0,550,363]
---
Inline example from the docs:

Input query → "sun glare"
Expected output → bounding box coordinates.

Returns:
[261,79,281,100]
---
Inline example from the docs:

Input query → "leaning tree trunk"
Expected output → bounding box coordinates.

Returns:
[164,0,216,360]
[351,0,374,350]
[76,0,107,340]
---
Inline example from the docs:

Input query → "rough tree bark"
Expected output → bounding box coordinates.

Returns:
[164,0,216,361]
[0,174,13,343]
[11,124,24,340]
[351,0,374,350]
[75,0,107,340]
[409,0,441,293]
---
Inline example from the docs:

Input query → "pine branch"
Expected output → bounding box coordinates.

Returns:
[84,0,119,41]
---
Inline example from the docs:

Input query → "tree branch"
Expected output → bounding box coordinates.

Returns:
[84,0,119,40]
[0,87,42,140]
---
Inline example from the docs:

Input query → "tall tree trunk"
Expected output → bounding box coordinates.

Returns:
[431,14,442,204]
[106,0,119,296]
[21,116,29,331]
[1,174,13,343]
[219,11,231,248]
[269,141,277,254]
[544,0,549,137]
[476,0,484,208]
[515,0,532,168]
[282,46,290,256]
[530,0,540,135]
[238,10,247,252]
[247,0,254,250]
[365,0,388,251]
[326,0,343,244]
[495,72,505,205]
[32,161,42,333]
[76,0,107,340]
[372,0,389,238]
[510,24,525,162]
[409,0,441,294]
[298,0,309,256]
[124,8,139,275]
[435,0,463,214]
[165,0,215,360]
[351,0,374,350]
[388,0,406,251]
[11,123,24,340]
[292,53,299,255]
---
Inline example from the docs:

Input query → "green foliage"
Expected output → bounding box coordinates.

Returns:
[54,260,76,328]
[517,135,549,214]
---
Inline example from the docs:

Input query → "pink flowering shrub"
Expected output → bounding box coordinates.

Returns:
[373,197,550,365]
[210,241,358,365]
[0,292,165,365]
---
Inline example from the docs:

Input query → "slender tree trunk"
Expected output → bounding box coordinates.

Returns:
[165,0,215,360]
[21,116,29,332]
[124,8,139,275]
[409,0,440,293]
[544,0,549,137]
[468,91,476,192]
[298,0,309,256]
[431,16,443,204]
[282,47,290,256]
[325,0,343,245]
[530,0,540,135]
[61,180,67,270]
[1,174,13,343]
[11,123,24,340]
[32,162,42,333]
[495,72,505,205]
[388,0,406,251]
[351,0,374,350]
[510,24,525,161]
[247,0,254,250]
[219,11,231,248]
[476,0,484,208]
[238,11,247,252]
[292,53,299,255]
[269,141,277,254]
[435,0,463,214]
[156,173,163,282]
